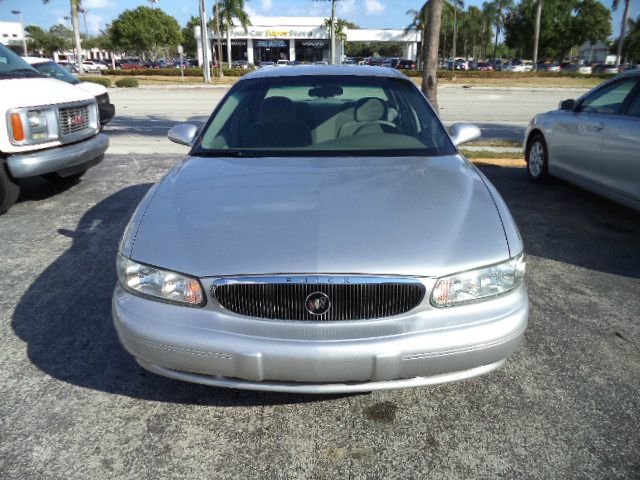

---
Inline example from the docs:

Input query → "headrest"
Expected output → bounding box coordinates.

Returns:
[259,96,295,122]
[355,97,387,122]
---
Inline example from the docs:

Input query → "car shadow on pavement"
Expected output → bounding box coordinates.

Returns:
[479,166,640,279]
[11,184,332,406]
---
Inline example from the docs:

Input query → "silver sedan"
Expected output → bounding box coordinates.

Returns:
[525,70,640,212]
[113,66,528,393]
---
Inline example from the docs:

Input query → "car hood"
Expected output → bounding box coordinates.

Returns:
[0,77,95,107]
[127,155,510,278]
[76,81,107,97]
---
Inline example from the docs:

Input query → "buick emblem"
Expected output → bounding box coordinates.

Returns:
[305,292,331,315]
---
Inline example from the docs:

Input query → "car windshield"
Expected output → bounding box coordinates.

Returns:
[31,61,79,84]
[0,44,42,79]
[195,75,456,157]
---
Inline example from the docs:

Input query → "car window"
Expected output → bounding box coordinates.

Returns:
[625,89,640,118]
[196,75,456,157]
[32,61,79,84]
[579,78,637,115]
[0,43,41,79]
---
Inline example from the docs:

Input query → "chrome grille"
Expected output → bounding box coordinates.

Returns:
[58,104,90,137]
[213,276,426,321]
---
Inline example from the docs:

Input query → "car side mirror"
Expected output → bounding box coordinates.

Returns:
[450,123,481,147]
[168,123,198,146]
[560,99,576,111]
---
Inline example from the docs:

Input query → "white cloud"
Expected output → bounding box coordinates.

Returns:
[82,0,114,9]
[364,0,385,16]
[260,0,272,12]
[337,0,356,15]
[86,13,105,35]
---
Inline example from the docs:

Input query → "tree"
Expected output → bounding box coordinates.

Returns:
[613,0,633,67]
[110,6,182,59]
[213,0,251,66]
[423,0,445,110]
[447,0,464,77]
[532,0,542,65]
[25,24,74,57]
[626,16,640,63]
[83,29,114,52]
[181,16,200,58]
[323,18,349,41]
[504,0,611,61]
[485,0,515,58]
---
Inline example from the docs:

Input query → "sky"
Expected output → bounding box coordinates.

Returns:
[0,0,637,36]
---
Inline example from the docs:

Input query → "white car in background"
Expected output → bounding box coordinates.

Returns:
[276,59,290,66]
[82,61,108,73]
[505,60,533,72]
[23,57,115,126]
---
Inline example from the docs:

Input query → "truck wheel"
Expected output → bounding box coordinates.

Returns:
[43,169,87,183]
[0,165,20,214]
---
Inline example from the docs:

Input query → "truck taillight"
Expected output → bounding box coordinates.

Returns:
[10,113,25,142]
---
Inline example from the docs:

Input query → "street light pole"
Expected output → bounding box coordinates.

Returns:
[11,10,27,56]
[199,0,212,83]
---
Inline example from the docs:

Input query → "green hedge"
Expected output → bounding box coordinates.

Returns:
[115,77,139,88]
[80,76,112,88]
[104,67,254,77]
[403,69,617,80]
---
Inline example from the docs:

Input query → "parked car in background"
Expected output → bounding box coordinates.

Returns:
[477,62,494,71]
[82,60,108,73]
[121,58,143,70]
[259,61,276,68]
[232,60,250,69]
[145,60,170,69]
[525,70,640,212]
[396,59,417,70]
[314,60,328,65]
[593,64,620,74]
[114,66,528,393]
[504,60,533,72]
[276,59,290,66]
[0,44,108,213]
[22,57,115,126]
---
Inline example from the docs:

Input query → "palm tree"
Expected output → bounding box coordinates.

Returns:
[43,0,84,74]
[447,0,464,76]
[422,0,445,110]
[405,5,428,68]
[532,0,543,66]
[613,0,633,68]
[485,0,514,59]
[214,0,251,66]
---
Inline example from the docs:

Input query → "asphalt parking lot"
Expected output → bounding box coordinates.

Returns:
[1,87,639,479]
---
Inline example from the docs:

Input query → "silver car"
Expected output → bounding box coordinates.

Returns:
[113,66,528,394]
[525,70,640,212]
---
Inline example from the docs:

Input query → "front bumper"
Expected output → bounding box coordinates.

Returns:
[113,283,528,393]
[99,103,115,125]
[6,133,109,178]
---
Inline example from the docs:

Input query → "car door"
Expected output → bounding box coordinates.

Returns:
[550,77,638,184]
[598,79,640,203]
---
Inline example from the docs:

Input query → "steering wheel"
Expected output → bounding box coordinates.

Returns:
[353,121,401,136]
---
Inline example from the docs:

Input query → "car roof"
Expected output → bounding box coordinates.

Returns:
[22,56,53,65]
[242,65,405,80]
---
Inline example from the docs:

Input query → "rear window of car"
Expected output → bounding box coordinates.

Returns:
[195,75,456,157]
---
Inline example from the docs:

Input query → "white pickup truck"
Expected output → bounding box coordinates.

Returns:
[0,44,108,214]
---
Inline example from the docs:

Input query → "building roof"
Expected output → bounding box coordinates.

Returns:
[241,65,407,81]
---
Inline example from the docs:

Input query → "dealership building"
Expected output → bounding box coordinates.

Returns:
[196,15,421,65]
[0,21,25,52]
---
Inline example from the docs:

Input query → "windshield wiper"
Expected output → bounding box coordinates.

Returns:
[199,150,260,158]
[0,69,44,78]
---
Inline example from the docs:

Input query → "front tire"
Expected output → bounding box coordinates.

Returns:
[0,164,20,214]
[43,169,87,184]
[526,133,550,183]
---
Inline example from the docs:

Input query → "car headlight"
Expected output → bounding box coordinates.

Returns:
[431,255,525,307]
[116,254,205,307]
[7,107,59,145]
